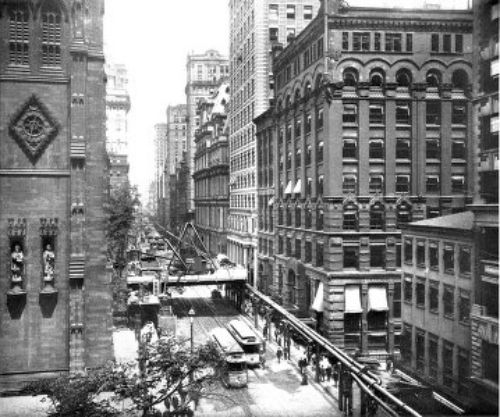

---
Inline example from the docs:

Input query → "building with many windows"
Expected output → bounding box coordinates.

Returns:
[186,50,229,213]
[400,212,475,408]
[153,123,168,218]
[255,0,473,356]
[194,82,230,255]
[0,0,113,388]
[105,63,131,191]
[228,0,319,284]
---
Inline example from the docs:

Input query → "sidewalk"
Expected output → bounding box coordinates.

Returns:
[241,311,361,416]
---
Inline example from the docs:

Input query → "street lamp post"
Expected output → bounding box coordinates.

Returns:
[188,307,195,354]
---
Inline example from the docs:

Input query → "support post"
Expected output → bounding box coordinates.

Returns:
[315,343,320,382]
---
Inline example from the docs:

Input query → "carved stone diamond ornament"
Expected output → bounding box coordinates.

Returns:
[9,95,60,163]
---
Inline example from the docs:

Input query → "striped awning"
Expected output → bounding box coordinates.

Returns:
[345,285,362,314]
[284,181,292,195]
[367,286,389,312]
[311,282,324,312]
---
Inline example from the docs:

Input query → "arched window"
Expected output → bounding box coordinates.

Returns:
[305,205,312,228]
[286,95,291,108]
[306,177,313,196]
[8,5,30,66]
[317,141,324,162]
[426,69,442,87]
[315,73,323,90]
[370,202,385,230]
[305,81,312,96]
[306,145,312,165]
[396,69,412,87]
[452,69,469,90]
[278,205,284,225]
[343,203,358,230]
[370,68,385,87]
[295,148,302,168]
[294,89,301,103]
[41,1,63,67]
[316,207,324,230]
[343,67,358,87]
[286,151,292,169]
[397,201,412,227]
[317,175,324,196]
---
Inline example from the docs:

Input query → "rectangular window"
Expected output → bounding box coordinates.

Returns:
[426,176,440,193]
[344,246,359,269]
[396,138,411,159]
[286,237,292,256]
[452,102,467,124]
[396,243,402,267]
[316,108,324,129]
[404,275,413,303]
[369,175,384,194]
[458,349,469,395]
[404,239,413,264]
[369,103,385,124]
[9,7,30,66]
[396,175,410,193]
[459,290,470,323]
[452,140,466,159]
[374,32,381,51]
[393,282,402,318]
[305,113,312,134]
[343,139,357,159]
[343,104,358,123]
[286,4,295,19]
[342,32,349,50]
[416,330,425,371]
[459,246,471,275]
[343,175,357,194]
[482,340,499,382]
[396,102,411,124]
[295,119,301,137]
[385,33,402,52]
[443,34,452,53]
[455,34,463,53]
[429,242,439,270]
[444,244,454,273]
[369,140,384,159]
[406,33,413,52]
[316,242,324,266]
[370,246,385,268]
[431,33,439,52]
[269,4,279,20]
[426,101,441,125]
[304,5,313,20]
[295,238,301,259]
[426,138,441,159]
[353,32,370,51]
[305,241,312,263]
[443,285,454,317]
[416,279,425,308]
[428,334,439,380]
[416,241,425,268]
[452,175,465,194]
[286,27,296,40]
[443,342,454,387]
[429,280,439,312]
[269,27,279,42]
[278,236,284,253]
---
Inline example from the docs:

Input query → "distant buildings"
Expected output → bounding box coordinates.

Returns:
[153,123,168,218]
[0,0,113,389]
[254,0,474,357]
[106,63,131,191]
[194,81,230,255]
[228,0,320,283]
[186,50,229,213]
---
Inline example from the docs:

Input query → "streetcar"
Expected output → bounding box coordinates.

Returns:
[210,327,248,388]
[227,319,263,366]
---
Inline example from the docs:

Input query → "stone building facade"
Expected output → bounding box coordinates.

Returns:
[0,0,113,388]
[193,82,230,256]
[185,50,229,213]
[255,0,473,355]
[105,62,130,192]
[400,213,475,408]
[228,0,319,285]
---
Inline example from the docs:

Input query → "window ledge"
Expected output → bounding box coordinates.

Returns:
[459,320,470,327]
[459,272,471,279]
[429,308,439,315]
[416,303,425,309]
[342,122,358,128]
[396,123,412,128]
[443,313,454,320]
[369,123,385,128]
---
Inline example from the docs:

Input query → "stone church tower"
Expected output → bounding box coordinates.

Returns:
[0,0,113,389]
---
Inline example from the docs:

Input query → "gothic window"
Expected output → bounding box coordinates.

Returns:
[396,69,412,87]
[316,207,324,230]
[426,69,442,87]
[8,5,30,66]
[370,202,385,230]
[343,68,358,87]
[41,1,63,67]
[343,203,358,230]
[370,68,385,86]
[317,175,324,196]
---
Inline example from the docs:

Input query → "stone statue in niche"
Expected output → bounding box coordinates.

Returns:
[11,244,24,283]
[43,244,55,284]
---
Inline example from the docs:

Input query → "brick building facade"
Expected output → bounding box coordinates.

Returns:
[0,0,113,389]
[255,0,473,355]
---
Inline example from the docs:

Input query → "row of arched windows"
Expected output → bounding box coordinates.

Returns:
[6,2,63,67]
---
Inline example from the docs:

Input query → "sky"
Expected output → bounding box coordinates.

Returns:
[104,0,469,201]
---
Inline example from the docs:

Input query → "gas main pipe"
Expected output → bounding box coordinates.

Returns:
[245,284,423,417]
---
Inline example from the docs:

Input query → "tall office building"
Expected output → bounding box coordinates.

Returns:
[153,123,168,218]
[255,0,473,356]
[228,0,319,282]
[185,50,229,213]
[106,63,131,191]
[0,0,113,389]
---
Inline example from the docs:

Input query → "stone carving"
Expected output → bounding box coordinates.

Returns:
[40,218,58,236]
[42,244,56,284]
[9,95,60,164]
[10,244,24,287]
[8,218,26,237]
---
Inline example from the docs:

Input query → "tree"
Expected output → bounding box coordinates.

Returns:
[24,366,119,417]
[105,183,138,271]
[113,336,225,416]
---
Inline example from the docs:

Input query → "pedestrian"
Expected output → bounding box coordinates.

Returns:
[274,327,280,343]
[298,351,308,374]
[263,323,268,338]
[325,358,332,382]
[319,356,329,382]
[332,362,339,387]
[386,358,393,374]
[260,353,267,369]
[276,345,283,363]
[277,335,282,347]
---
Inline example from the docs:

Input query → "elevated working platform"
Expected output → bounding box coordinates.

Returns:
[163,265,247,287]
